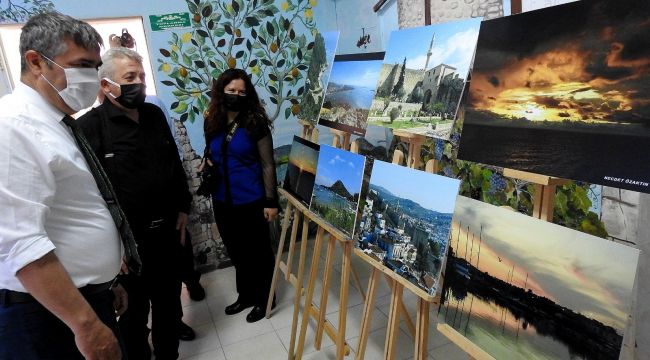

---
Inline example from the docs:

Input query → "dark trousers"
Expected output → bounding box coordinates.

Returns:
[118,219,182,360]
[213,200,275,306]
[0,290,121,360]
[180,229,201,286]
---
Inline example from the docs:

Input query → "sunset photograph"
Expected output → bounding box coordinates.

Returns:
[283,136,320,206]
[457,0,650,193]
[439,196,639,360]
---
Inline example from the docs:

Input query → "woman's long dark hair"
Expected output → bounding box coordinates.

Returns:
[204,68,272,142]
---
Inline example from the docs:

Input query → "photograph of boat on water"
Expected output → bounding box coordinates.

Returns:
[457,0,650,193]
[439,196,639,360]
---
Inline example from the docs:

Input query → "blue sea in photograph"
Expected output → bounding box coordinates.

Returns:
[312,184,357,213]
[326,85,375,110]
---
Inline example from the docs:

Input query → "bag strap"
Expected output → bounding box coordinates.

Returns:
[221,120,239,204]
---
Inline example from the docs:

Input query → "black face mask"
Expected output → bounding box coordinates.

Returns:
[223,93,246,112]
[107,81,146,109]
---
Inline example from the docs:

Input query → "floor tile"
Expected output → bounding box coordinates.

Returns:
[178,322,220,359]
[214,310,275,346]
[222,332,288,360]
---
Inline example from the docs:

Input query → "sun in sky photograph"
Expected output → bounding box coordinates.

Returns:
[457,0,650,193]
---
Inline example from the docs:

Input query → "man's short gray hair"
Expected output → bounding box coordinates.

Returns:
[19,11,102,73]
[98,47,143,81]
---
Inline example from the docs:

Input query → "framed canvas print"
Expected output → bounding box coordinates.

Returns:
[282,136,320,206]
[310,145,366,236]
[440,196,639,360]
[318,52,385,136]
[367,18,481,140]
[457,0,650,193]
[298,31,339,125]
[356,160,461,296]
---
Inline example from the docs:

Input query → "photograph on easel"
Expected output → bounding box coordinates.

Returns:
[356,160,461,296]
[439,196,639,360]
[457,0,650,193]
[282,136,320,206]
[318,53,385,136]
[367,18,481,140]
[310,145,366,236]
[297,30,339,125]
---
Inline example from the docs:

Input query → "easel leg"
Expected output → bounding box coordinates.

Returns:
[384,282,404,360]
[414,298,430,360]
[315,235,336,350]
[288,216,311,360]
[295,227,325,360]
[344,241,366,301]
[336,241,352,360]
[285,211,302,281]
[266,203,293,318]
[355,268,380,360]
[383,274,416,337]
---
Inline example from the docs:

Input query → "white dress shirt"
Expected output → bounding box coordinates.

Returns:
[0,82,121,292]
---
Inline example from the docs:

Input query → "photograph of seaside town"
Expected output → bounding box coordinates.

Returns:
[283,136,319,206]
[318,56,384,136]
[310,145,366,236]
[356,161,460,296]
[457,0,650,193]
[367,19,481,140]
[439,196,639,359]
[298,31,339,125]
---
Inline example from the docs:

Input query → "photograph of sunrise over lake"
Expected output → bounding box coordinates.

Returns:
[457,0,650,193]
[439,196,639,360]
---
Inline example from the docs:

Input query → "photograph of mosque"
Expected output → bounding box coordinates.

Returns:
[367,18,481,139]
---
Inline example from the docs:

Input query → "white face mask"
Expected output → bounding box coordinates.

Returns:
[40,54,99,112]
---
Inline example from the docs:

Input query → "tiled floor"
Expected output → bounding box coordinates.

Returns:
[178,240,469,360]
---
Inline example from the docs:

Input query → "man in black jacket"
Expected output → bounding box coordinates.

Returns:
[78,47,192,360]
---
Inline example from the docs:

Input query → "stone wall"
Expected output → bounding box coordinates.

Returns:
[398,0,504,29]
[377,63,426,100]
[174,119,230,272]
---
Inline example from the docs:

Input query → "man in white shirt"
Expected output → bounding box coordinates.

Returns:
[0,12,125,360]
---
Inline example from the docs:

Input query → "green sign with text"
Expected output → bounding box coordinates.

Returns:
[149,12,191,31]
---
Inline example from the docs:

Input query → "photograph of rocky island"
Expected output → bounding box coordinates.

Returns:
[356,160,460,296]
[458,0,650,193]
[439,196,639,360]
[310,145,366,236]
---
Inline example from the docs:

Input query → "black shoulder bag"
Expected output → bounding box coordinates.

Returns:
[196,122,239,197]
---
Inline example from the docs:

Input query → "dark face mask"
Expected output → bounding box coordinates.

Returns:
[105,78,146,109]
[223,93,246,112]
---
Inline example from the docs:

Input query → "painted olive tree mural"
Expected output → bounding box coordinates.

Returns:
[158,0,317,124]
[0,0,54,23]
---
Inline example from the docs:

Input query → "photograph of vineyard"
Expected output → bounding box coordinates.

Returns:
[356,161,460,296]
[457,0,650,193]
[310,145,366,236]
[297,30,339,125]
[318,56,384,136]
[283,136,319,206]
[367,18,481,140]
[439,196,639,360]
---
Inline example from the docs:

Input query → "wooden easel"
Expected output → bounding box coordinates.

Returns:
[267,189,356,359]
[502,168,570,222]
[353,160,439,359]
[392,129,425,169]
[292,207,356,360]
[354,249,437,360]
[329,128,352,150]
